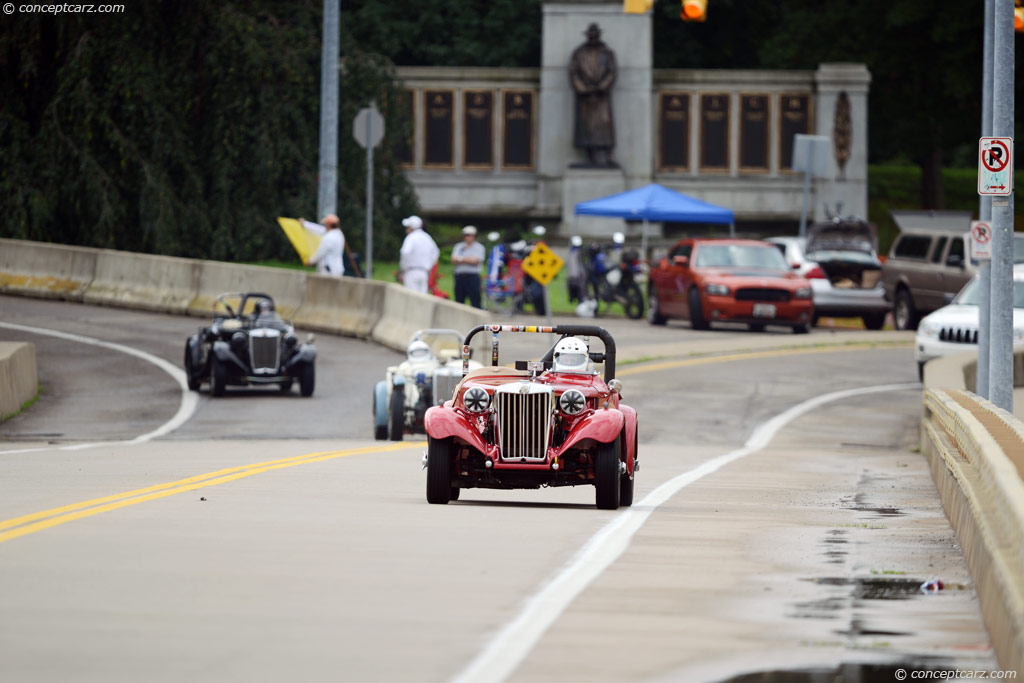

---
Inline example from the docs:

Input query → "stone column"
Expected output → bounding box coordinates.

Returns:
[814,63,871,222]
[538,0,653,236]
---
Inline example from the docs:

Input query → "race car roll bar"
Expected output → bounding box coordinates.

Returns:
[461,324,617,381]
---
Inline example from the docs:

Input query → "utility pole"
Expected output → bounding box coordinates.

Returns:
[317,0,340,221]
[977,0,994,398]
[988,0,1015,411]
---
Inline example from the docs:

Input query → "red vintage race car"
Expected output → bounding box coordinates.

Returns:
[422,324,638,509]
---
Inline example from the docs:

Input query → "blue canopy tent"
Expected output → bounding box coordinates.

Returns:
[574,183,735,259]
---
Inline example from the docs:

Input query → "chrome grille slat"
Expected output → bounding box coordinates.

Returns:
[249,330,281,374]
[496,389,551,460]
[938,327,978,344]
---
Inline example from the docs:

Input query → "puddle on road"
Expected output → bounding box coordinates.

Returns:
[714,661,958,683]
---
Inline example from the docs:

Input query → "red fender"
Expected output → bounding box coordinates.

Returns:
[619,404,638,475]
[559,409,625,453]
[424,406,487,453]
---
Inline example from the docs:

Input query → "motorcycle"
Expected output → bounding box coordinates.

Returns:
[585,235,644,319]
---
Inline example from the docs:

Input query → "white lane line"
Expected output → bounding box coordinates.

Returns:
[0,321,198,454]
[451,382,920,683]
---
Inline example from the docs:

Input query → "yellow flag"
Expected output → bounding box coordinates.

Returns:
[623,0,653,13]
[277,217,322,264]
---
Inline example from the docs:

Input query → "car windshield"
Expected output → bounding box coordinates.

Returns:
[694,244,788,269]
[955,277,1024,308]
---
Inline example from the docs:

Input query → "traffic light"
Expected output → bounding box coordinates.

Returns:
[681,0,707,21]
[1016,1,1023,33]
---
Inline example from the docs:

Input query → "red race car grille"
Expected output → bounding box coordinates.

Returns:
[734,288,791,303]
[496,391,552,461]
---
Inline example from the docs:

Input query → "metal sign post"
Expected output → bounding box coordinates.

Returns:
[353,105,385,279]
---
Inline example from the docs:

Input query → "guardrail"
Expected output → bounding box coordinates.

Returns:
[0,238,489,354]
[921,353,1024,673]
[0,342,37,422]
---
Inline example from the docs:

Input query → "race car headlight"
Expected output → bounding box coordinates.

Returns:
[793,287,812,300]
[705,283,730,296]
[917,321,938,339]
[231,332,247,352]
[559,389,586,415]
[463,387,490,413]
[284,333,298,348]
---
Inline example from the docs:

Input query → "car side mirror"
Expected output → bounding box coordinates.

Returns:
[608,378,623,394]
[672,255,689,267]
[946,254,965,268]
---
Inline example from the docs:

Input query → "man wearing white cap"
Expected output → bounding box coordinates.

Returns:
[399,215,439,294]
[451,225,486,308]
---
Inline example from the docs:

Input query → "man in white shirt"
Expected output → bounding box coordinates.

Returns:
[399,215,439,294]
[305,214,345,277]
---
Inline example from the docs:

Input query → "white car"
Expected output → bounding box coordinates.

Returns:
[914,265,1024,380]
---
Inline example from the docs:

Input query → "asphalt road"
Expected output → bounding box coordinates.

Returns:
[0,295,997,682]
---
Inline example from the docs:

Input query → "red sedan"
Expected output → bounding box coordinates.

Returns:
[647,238,814,333]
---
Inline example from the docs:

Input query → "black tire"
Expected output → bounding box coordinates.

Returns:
[298,362,315,397]
[426,436,453,504]
[184,342,201,391]
[210,355,226,397]
[450,486,461,501]
[621,282,644,319]
[893,289,919,331]
[689,288,709,330]
[279,379,293,393]
[595,436,621,510]
[618,432,634,507]
[647,286,667,325]
[388,384,405,441]
[793,323,810,334]
[372,392,387,440]
[862,311,886,330]
[748,323,766,333]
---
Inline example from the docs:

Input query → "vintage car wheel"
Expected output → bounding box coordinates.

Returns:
[647,286,667,326]
[862,311,886,330]
[209,355,226,397]
[183,342,201,391]
[621,282,644,320]
[425,436,453,504]
[893,288,918,331]
[689,288,709,331]
[618,432,634,507]
[298,362,315,397]
[279,379,293,393]
[388,384,405,441]
[595,437,621,510]
[372,392,387,440]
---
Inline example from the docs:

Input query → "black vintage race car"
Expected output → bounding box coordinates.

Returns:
[184,292,317,397]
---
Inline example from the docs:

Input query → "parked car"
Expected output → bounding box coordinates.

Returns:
[422,324,638,509]
[647,238,814,333]
[766,218,889,329]
[373,329,483,441]
[914,265,1024,380]
[184,292,317,397]
[881,210,1024,331]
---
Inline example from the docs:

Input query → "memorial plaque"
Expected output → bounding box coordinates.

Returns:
[423,90,454,168]
[463,90,494,169]
[394,89,414,166]
[658,92,690,171]
[779,93,811,171]
[699,93,729,172]
[739,94,769,172]
[502,90,534,170]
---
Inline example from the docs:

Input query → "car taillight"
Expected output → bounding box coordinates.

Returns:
[805,265,826,279]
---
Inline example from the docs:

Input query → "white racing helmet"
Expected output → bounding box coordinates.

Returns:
[552,337,589,373]
[407,340,433,361]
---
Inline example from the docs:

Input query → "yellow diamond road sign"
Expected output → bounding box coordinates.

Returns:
[521,241,563,287]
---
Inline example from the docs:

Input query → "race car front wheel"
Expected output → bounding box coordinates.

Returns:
[426,436,453,504]
[595,436,621,510]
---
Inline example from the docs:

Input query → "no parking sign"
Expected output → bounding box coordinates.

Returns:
[970,220,992,261]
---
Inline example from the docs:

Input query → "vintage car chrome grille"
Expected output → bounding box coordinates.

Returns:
[938,327,978,344]
[495,389,552,461]
[248,329,281,374]
[432,368,461,406]
[735,288,791,303]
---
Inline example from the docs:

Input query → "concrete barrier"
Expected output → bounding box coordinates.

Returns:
[294,274,385,338]
[188,261,308,321]
[371,283,441,351]
[0,342,38,421]
[922,353,1024,672]
[0,238,98,301]
[85,250,200,314]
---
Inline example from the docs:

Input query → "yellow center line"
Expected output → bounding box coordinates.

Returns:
[1,341,910,544]
[0,441,423,544]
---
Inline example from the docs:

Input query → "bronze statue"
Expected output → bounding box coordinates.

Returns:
[569,23,617,167]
